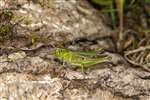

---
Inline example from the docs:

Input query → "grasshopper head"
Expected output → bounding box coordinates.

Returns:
[54,48,70,58]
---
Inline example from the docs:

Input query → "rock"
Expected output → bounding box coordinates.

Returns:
[8,51,26,61]
[0,0,111,48]
[0,0,150,100]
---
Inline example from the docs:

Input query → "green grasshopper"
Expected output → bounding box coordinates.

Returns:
[54,48,111,72]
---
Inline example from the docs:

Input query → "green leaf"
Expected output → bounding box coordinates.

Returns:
[92,0,117,28]
[101,8,117,13]
[92,0,112,6]
[145,0,150,4]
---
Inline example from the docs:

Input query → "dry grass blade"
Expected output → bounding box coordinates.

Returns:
[124,45,150,72]
[114,0,125,52]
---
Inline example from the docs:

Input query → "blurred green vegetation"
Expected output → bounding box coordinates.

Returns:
[91,0,150,52]
[91,0,150,29]
[145,0,150,4]
[92,0,117,28]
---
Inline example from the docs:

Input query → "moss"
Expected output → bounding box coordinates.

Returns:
[0,10,13,21]
[21,16,33,25]
[24,18,32,25]
[0,25,13,36]
[0,10,14,42]
[0,25,13,42]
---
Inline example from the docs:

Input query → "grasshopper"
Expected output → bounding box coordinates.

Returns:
[54,48,111,72]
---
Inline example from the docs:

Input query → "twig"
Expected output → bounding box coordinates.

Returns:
[124,45,150,56]
[124,45,150,72]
